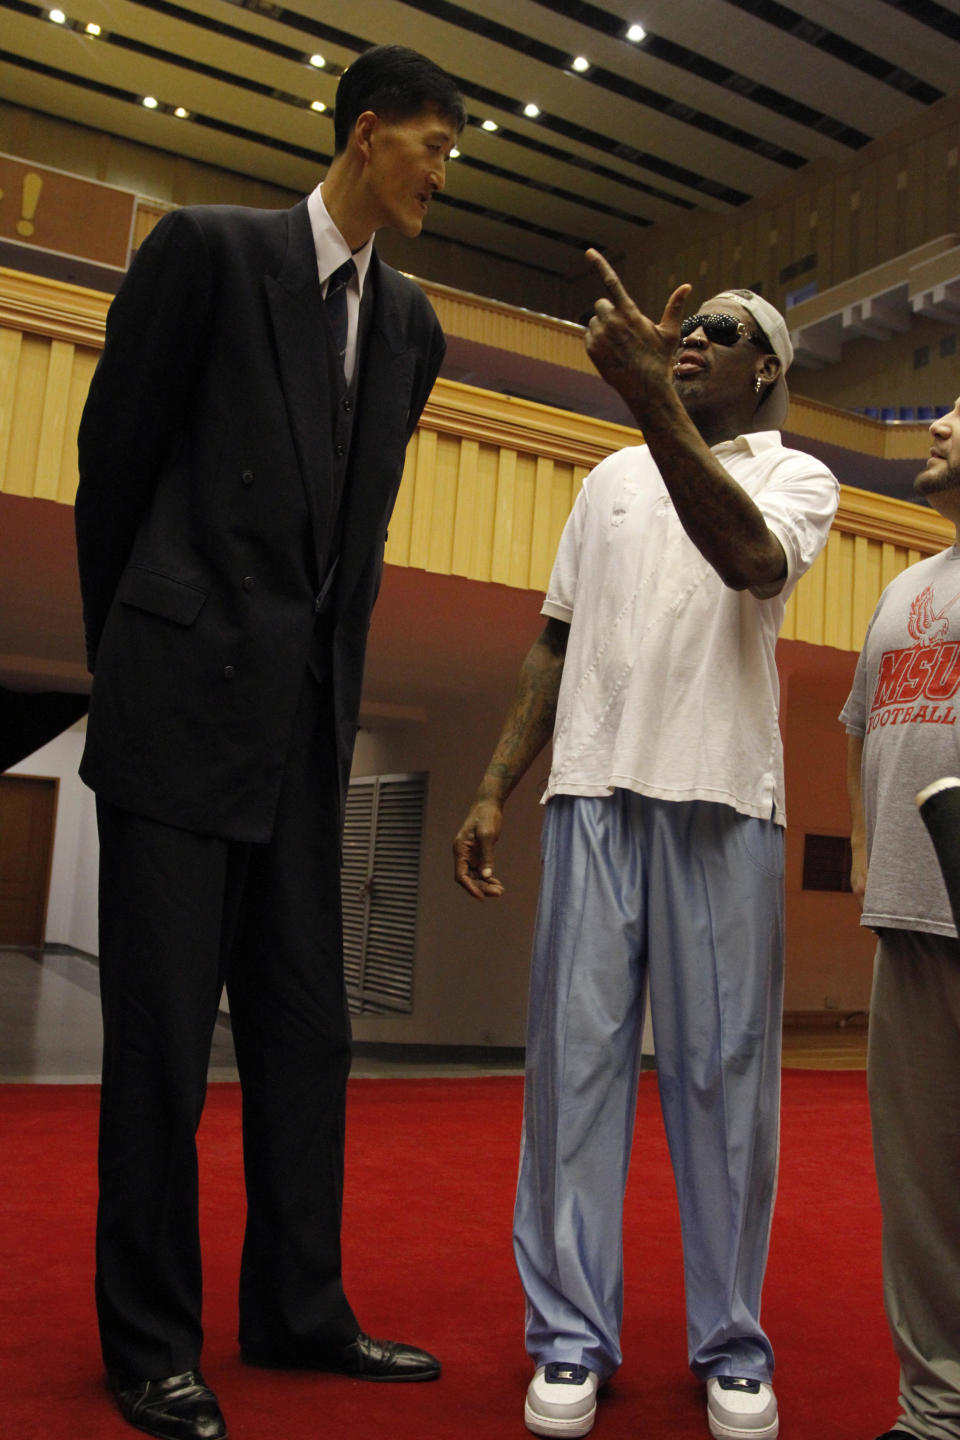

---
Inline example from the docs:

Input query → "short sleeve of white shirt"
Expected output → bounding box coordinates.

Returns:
[743,438,841,597]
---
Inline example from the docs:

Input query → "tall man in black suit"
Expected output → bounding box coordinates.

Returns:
[75,46,465,1440]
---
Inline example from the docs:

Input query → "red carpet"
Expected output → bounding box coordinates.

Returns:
[1,1070,894,1439]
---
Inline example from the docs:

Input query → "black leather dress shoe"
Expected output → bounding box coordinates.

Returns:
[242,1331,441,1381]
[326,1332,441,1381]
[111,1370,228,1440]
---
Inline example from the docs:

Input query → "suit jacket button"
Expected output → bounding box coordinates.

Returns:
[223,665,236,680]
[342,397,353,412]
[335,442,346,457]
[242,575,255,592]
[241,469,254,485]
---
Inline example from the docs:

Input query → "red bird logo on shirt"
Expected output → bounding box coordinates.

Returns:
[908,584,960,646]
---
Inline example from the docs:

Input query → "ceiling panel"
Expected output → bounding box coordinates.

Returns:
[0,0,955,278]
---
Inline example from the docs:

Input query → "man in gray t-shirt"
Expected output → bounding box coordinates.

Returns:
[842,394,960,1440]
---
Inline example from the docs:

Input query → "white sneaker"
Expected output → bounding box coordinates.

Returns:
[524,1363,599,1437]
[707,1376,779,1439]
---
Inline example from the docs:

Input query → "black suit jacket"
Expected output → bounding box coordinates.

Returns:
[76,200,444,842]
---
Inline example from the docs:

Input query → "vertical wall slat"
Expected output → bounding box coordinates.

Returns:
[0,326,24,489]
[35,338,74,500]
[386,432,417,569]
[490,447,517,588]
[528,454,556,591]
[508,452,537,591]
[407,427,438,572]
[426,432,459,575]
[450,436,479,579]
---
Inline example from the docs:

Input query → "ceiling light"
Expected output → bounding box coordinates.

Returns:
[481,119,499,132]
[626,23,646,42]
[174,106,189,118]
[449,147,460,159]
[571,55,590,72]
[48,8,66,22]
[142,95,159,109]
[85,20,100,34]
[311,100,326,112]
[308,53,325,68]
[523,103,541,118]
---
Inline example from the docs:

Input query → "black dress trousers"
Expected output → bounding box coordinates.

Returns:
[95,664,358,1380]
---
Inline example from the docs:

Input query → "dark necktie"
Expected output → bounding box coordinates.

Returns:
[324,257,355,376]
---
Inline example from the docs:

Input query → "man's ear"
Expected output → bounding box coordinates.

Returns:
[353,110,379,160]
[757,353,781,386]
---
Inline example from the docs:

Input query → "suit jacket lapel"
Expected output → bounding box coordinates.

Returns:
[335,256,415,614]
[265,200,334,582]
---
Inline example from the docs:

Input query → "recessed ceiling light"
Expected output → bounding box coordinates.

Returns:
[481,118,499,132]
[626,23,646,42]
[48,8,66,22]
[571,55,590,72]
[85,20,100,34]
[524,103,541,118]
[142,95,159,109]
[174,106,189,118]
[311,100,326,112]
[308,53,325,68]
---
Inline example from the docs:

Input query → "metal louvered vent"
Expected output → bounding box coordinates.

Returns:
[341,773,427,1016]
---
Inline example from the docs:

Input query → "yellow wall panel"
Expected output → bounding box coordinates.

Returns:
[0,325,23,486]
[5,332,50,497]
[528,455,557,592]
[449,435,480,580]
[385,431,416,569]
[407,427,439,573]
[508,452,537,591]
[2,267,956,659]
[490,448,518,589]
[850,533,876,650]
[821,530,844,649]
[426,431,461,575]
[794,543,827,644]
[467,443,501,582]
[63,348,98,503]
[34,338,74,502]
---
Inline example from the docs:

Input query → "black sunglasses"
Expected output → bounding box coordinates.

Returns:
[680,312,766,349]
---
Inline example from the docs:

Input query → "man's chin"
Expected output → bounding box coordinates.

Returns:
[394,213,425,238]
[915,462,960,498]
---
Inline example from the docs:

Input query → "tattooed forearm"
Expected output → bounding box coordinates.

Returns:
[476,619,568,805]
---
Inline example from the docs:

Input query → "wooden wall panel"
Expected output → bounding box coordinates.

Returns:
[0,325,22,488]
[627,95,960,319]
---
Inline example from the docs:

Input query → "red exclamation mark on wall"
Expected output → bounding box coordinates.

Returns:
[18,173,43,237]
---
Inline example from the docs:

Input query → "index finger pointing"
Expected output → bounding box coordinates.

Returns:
[585,247,631,311]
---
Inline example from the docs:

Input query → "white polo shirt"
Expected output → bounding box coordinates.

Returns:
[542,432,839,824]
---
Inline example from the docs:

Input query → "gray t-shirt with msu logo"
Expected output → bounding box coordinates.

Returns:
[841,545,960,938]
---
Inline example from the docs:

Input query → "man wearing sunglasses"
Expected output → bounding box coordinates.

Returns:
[454,253,839,1439]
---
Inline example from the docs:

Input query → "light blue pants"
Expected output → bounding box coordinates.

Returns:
[513,792,784,1383]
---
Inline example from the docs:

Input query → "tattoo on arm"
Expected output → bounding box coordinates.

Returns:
[479,620,568,801]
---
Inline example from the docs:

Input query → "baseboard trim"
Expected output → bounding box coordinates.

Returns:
[783,1008,869,1029]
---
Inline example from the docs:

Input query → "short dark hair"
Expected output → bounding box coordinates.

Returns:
[333,45,466,152]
